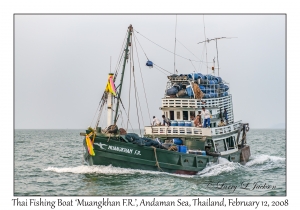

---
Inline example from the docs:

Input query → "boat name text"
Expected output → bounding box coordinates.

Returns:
[94,143,141,155]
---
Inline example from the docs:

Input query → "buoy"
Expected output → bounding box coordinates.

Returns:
[146,60,153,68]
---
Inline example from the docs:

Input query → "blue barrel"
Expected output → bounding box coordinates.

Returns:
[199,85,206,91]
[219,83,225,88]
[197,73,204,79]
[205,88,211,94]
[205,74,214,80]
[188,73,199,80]
[224,85,229,91]
[209,80,215,85]
[166,86,178,95]
[185,121,192,127]
[215,77,222,83]
[173,138,183,145]
[179,145,187,153]
[199,78,208,84]
[186,85,193,97]
[170,120,178,126]
[224,92,228,96]
[201,151,206,156]
[178,121,185,126]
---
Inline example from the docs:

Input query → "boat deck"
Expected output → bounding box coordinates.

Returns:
[144,120,242,137]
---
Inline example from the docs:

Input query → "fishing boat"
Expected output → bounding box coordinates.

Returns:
[81,24,250,175]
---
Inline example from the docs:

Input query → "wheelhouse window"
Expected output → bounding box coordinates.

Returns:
[190,111,195,120]
[176,111,181,120]
[170,111,174,120]
[214,139,226,152]
[183,111,188,120]
[226,136,235,150]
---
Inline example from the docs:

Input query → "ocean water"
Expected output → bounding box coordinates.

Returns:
[14,129,286,196]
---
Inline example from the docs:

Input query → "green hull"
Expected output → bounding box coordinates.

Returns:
[83,134,243,175]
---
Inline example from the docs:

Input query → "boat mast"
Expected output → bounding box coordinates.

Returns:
[113,24,133,125]
[107,73,114,126]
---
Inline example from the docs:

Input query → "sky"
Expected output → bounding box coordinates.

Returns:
[14,14,285,129]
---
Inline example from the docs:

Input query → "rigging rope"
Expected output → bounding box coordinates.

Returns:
[95,96,107,128]
[134,29,212,64]
[127,40,132,131]
[114,32,128,82]
[133,66,145,129]
[189,60,197,72]
[130,40,142,136]
[153,64,173,74]
[174,15,177,73]
[177,39,201,61]
[153,66,168,76]
[133,32,152,126]
[151,146,163,172]
[90,102,101,127]
[134,32,173,76]
[203,15,209,75]
[121,104,134,132]
[133,33,149,61]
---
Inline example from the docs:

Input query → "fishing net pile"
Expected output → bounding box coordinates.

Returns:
[123,133,167,149]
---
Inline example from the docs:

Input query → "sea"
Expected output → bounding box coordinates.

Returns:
[14,129,286,196]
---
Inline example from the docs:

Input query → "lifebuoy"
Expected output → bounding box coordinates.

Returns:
[246,126,250,132]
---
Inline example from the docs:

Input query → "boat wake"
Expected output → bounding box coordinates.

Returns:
[44,165,197,178]
[44,155,285,177]
[44,165,164,175]
[197,157,241,177]
[197,154,285,177]
[245,154,285,167]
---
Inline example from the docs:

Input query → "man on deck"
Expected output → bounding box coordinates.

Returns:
[162,115,170,126]
[152,116,161,126]
[202,107,211,128]
[218,119,226,127]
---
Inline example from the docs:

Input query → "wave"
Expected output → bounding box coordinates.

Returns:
[44,165,155,175]
[197,157,241,177]
[44,154,285,177]
[44,165,197,178]
[245,154,285,167]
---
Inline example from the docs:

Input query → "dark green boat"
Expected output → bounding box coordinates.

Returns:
[82,25,250,175]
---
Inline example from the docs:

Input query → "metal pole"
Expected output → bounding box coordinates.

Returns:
[216,39,220,76]
[114,25,133,125]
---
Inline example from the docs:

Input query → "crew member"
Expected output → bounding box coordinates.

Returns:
[162,115,170,126]
[194,115,202,127]
[152,116,161,126]
[202,107,211,128]
[218,119,226,127]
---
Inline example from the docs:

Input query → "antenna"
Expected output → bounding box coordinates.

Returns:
[174,15,177,74]
[202,16,208,75]
[198,37,237,76]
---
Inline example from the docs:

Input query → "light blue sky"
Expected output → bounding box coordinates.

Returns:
[15,14,285,129]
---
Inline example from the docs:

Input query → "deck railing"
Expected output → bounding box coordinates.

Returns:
[144,121,242,137]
